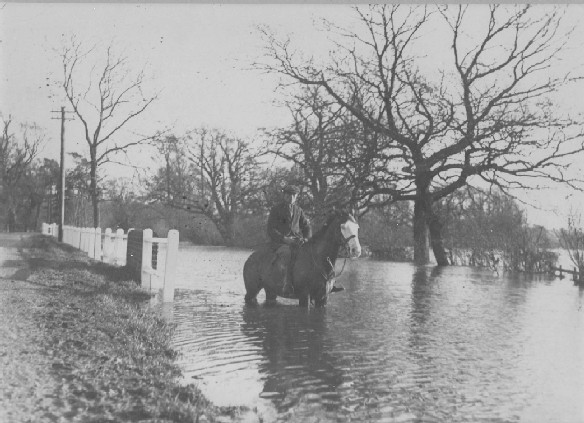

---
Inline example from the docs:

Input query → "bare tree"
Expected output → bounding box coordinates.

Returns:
[147,129,263,245]
[57,37,159,227]
[186,128,262,244]
[259,4,584,265]
[267,86,393,219]
[267,87,339,214]
[0,115,47,231]
[147,134,196,206]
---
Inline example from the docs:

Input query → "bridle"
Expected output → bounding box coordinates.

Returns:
[310,223,356,281]
[341,233,356,246]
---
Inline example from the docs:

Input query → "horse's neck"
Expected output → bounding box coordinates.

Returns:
[312,226,340,264]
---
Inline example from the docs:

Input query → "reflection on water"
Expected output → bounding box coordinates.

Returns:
[172,245,584,422]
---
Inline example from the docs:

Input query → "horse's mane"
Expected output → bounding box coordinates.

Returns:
[308,211,355,243]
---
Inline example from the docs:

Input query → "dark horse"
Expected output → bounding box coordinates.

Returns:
[243,212,362,307]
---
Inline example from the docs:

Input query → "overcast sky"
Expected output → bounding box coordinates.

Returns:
[2,3,584,229]
[1,4,343,147]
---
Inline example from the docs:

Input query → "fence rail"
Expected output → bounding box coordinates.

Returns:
[41,223,179,301]
[549,265,583,284]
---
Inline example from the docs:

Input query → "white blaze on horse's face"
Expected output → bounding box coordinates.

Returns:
[341,217,362,258]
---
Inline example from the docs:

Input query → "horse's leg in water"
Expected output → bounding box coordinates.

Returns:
[314,296,328,307]
[244,289,260,306]
[244,277,261,305]
[298,293,310,308]
[243,256,261,305]
[264,288,278,306]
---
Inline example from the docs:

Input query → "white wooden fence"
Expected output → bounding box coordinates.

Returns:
[41,223,179,302]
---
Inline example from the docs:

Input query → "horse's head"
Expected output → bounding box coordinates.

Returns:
[337,213,362,259]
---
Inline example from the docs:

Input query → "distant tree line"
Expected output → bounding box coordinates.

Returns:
[0,115,59,232]
[0,110,564,273]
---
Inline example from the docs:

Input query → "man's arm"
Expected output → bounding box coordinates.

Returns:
[267,206,285,243]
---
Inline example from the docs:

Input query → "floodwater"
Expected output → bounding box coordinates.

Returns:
[171,245,584,423]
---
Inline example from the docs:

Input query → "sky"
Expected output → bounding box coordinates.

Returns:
[2,3,584,230]
[1,4,341,146]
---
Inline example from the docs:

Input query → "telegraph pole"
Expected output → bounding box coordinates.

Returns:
[51,107,74,242]
[58,107,65,242]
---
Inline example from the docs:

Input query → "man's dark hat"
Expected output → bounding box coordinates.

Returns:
[282,185,299,194]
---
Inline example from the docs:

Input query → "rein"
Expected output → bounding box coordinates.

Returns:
[342,234,356,244]
[310,227,354,281]
[310,246,335,281]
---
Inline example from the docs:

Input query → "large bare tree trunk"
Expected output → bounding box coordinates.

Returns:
[428,211,450,266]
[413,195,430,265]
[90,150,100,228]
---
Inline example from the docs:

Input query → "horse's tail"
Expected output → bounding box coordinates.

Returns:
[243,250,265,294]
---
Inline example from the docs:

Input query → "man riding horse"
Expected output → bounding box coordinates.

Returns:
[267,185,343,296]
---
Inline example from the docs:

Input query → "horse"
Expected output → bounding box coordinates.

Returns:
[243,211,362,307]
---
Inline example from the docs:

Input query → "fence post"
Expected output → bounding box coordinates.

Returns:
[88,227,96,258]
[94,227,102,262]
[83,228,89,254]
[141,229,153,290]
[103,228,112,263]
[162,230,179,302]
[114,228,124,265]
[86,228,91,254]
[75,227,81,250]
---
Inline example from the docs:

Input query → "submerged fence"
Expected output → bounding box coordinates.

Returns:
[41,223,179,301]
[549,265,584,285]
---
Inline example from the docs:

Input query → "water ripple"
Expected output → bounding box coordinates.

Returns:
[170,246,584,422]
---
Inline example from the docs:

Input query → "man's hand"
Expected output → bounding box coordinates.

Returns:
[283,236,296,245]
[293,237,307,246]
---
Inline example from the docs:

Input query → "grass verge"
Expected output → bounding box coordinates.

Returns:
[19,234,250,423]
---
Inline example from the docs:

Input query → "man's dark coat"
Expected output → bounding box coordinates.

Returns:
[267,202,311,244]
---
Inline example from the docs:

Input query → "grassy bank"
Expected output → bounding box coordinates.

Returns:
[16,234,248,422]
